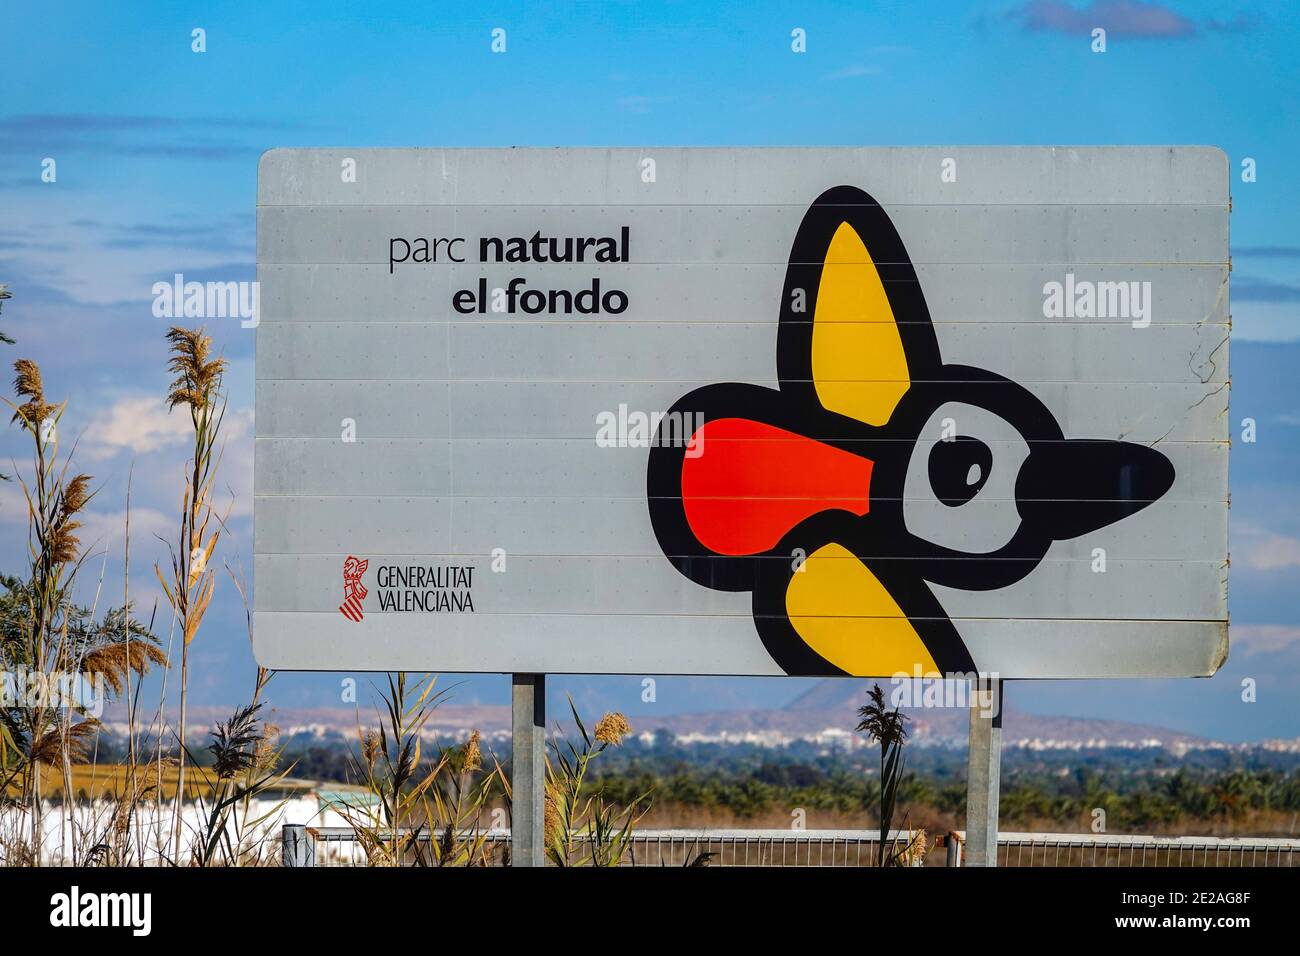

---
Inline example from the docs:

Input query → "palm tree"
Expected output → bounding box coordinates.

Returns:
[856,683,910,866]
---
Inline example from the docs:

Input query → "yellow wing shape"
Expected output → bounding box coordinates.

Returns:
[786,543,938,675]
[811,222,911,427]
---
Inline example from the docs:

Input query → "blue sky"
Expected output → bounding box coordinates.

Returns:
[1,1,1298,740]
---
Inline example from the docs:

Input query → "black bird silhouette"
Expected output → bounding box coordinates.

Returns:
[647,186,1175,676]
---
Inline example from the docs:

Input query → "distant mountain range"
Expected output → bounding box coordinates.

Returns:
[152,678,1299,755]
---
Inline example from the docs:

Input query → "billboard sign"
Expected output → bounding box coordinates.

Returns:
[254,147,1229,678]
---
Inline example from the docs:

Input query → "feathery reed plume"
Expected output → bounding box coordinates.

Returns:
[29,719,99,765]
[157,326,228,860]
[460,730,482,773]
[254,730,280,776]
[901,828,929,867]
[543,788,561,849]
[79,639,167,697]
[208,703,263,779]
[165,326,227,414]
[362,729,381,770]
[593,712,631,746]
[13,357,40,396]
[45,473,91,563]
[10,359,52,426]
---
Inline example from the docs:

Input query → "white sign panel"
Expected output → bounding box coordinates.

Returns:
[254,147,1229,678]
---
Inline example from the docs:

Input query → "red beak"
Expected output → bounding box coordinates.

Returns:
[679,418,875,556]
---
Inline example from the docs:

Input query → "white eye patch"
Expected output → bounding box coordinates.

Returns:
[903,402,1031,555]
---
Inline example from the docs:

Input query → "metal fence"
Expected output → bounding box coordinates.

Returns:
[281,826,917,867]
[282,825,1300,867]
[983,832,1300,867]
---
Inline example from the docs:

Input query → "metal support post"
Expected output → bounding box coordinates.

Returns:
[511,673,547,867]
[965,676,1003,867]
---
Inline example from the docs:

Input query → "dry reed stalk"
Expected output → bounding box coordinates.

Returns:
[156,326,227,862]
[544,696,646,867]
[4,358,93,863]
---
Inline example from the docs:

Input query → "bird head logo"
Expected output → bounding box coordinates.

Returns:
[646,186,1175,677]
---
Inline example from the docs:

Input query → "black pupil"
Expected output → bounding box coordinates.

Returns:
[928,436,993,507]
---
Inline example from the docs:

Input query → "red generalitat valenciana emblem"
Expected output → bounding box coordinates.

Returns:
[339,556,369,622]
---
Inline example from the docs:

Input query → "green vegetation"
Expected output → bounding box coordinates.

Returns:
[0,330,285,866]
[589,752,1300,834]
[268,732,1300,837]
[543,697,647,866]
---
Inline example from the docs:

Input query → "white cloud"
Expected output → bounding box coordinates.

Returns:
[0,482,31,528]
[2,198,253,308]
[1231,300,1300,343]
[78,505,176,555]
[80,394,193,460]
[1,402,253,553]
[1237,525,1300,571]
[1231,625,1300,656]
[76,393,254,470]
